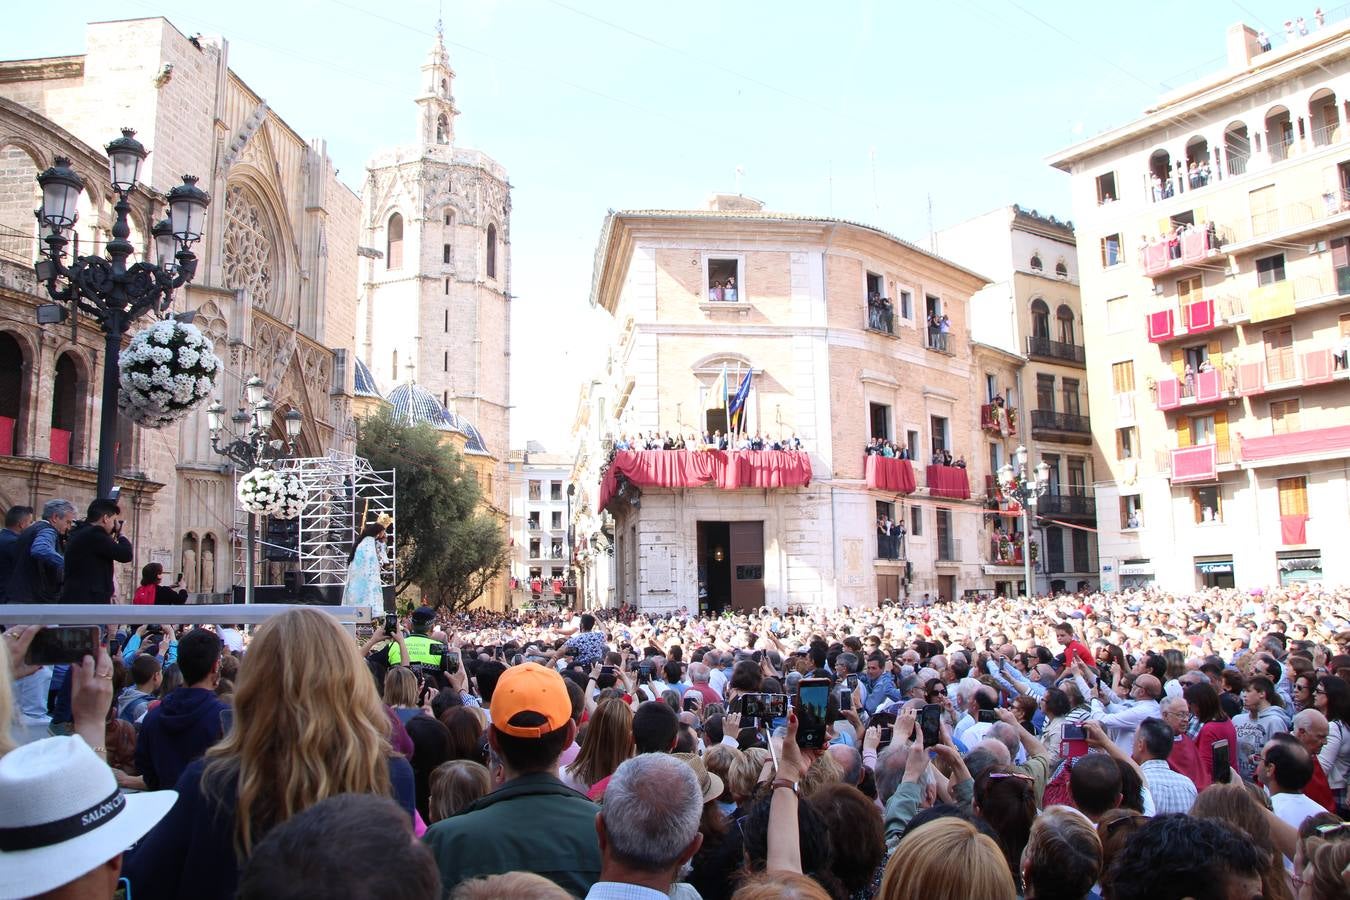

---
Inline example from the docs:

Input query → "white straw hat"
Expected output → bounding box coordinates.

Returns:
[0,736,176,899]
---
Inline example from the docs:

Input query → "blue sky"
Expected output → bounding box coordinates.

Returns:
[2,0,1313,449]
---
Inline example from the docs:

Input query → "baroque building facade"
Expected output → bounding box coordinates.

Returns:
[357,31,511,515]
[0,17,360,601]
[573,195,1012,613]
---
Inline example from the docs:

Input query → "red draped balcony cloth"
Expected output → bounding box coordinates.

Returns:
[1237,424,1350,462]
[599,449,812,509]
[865,456,917,493]
[1281,514,1309,545]
[49,428,71,465]
[926,465,971,499]
[1194,368,1223,403]
[0,416,15,457]
[1147,310,1176,342]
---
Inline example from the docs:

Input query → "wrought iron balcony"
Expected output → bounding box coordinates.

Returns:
[1037,492,1096,518]
[1030,409,1092,434]
[1026,335,1086,365]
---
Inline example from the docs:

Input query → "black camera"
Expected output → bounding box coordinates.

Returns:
[733,692,787,721]
[440,648,461,675]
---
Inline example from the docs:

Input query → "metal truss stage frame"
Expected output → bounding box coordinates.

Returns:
[232,451,396,603]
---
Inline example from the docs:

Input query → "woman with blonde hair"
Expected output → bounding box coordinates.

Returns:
[122,607,414,900]
[880,817,1016,900]
[428,759,492,823]
[562,697,632,793]
[1299,836,1350,900]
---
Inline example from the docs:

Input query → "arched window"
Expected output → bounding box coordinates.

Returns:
[1055,259,1068,277]
[1030,299,1050,340]
[386,213,404,269]
[486,223,497,279]
[1030,253,1043,271]
[440,78,448,97]
[50,353,79,465]
[1056,305,1076,345]
[435,114,449,144]
[0,332,24,456]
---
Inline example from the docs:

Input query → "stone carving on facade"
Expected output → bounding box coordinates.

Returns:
[222,184,280,318]
[219,101,270,172]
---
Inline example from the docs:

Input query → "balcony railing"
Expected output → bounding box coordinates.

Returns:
[989,538,1026,566]
[1030,409,1091,434]
[925,330,951,353]
[876,534,905,560]
[1238,188,1350,245]
[867,297,895,335]
[1026,335,1086,365]
[1140,226,1230,277]
[1038,492,1096,518]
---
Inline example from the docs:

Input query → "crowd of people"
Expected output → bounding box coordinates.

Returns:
[862,439,965,468]
[612,432,804,453]
[5,584,1350,898]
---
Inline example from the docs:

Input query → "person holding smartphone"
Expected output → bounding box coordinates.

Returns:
[133,562,188,606]
[60,498,133,604]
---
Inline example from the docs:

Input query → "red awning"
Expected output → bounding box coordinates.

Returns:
[1239,424,1350,462]
[599,449,812,509]
[865,456,917,493]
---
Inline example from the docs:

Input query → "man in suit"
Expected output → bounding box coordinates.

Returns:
[60,498,133,603]
[7,498,75,602]
[0,505,34,601]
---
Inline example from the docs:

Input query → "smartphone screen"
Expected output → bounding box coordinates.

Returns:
[25,626,100,665]
[977,709,999,724]
[839,688,852,710]
[795,677,830,748]
[385,613,397,634]
[1061,723,1089,760]
[1212,739,1231,783]
[920,703,943,747]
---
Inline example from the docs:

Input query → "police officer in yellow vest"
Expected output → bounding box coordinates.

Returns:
[386,606,448,687]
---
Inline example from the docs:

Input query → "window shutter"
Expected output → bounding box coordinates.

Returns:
[1176,414,1192,448]
[1332,237,1349,269]
[1172,347,1186,379]
[1214,408,1230,460]
[1207,339,1223,368]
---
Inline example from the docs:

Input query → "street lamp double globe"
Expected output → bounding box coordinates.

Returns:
[206,375,305,603]
[998,445,1050,600]
[32,127,210,500]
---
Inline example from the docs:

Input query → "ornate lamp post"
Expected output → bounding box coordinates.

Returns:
[206,376,304,603]
[32,129,210,500]
[998,445,1050,600]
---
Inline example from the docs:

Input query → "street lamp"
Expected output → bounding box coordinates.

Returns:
[32,129,210,500]
[998,445,1050,600]
[206,380,304,603]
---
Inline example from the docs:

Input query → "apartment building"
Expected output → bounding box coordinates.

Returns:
[580,194,1001,612]
[937,206,1103,596]
[1049,20,1350,589]
[507,445,574,607]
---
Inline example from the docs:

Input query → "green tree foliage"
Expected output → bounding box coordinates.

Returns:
[355,408,506,610]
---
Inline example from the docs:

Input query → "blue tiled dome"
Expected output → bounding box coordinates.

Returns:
[353,358,383,399]
[385,380,491,455]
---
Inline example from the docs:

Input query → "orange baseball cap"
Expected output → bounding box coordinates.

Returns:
[489,662,573,738]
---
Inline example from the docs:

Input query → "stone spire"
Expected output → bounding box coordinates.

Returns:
[417,23,459,149]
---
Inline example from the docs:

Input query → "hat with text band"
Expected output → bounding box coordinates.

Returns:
[0,736,177,899]
[490,662,573,738]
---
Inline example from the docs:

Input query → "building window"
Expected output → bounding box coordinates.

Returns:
[529,538,541,558]
[1045,526,1065,572]
[1062,379,1081,416]
[1120,495,1143,529]
[1192,485,1222,523]
[1057,305,1076,344]
[1256,253,1286,285]
[527,512,540,529]
[936,508,954,560]
[1190,413,1216,445]
[929,415,949,454]
[1106,295,1129,332]
[1030,253,1043,271]
[551,511,562,529]
[486,223,497,279]
[988,442,1003,478]
[1278,476,1308,517]
[1036,374,1055,412]
[1111,360,1135,394]
[1072,529,1090,572]
[444,309,449,332]
[865,271,892,334]
[1096,171,1117,205]
[443,351,448,372]
[925,295,946,351]
[1041,454,1061,493]
[386,213,403,269]
[443,244,452,264]
[906,429,920,460]
[391,350,398,381]
[444,278,450,295]
[1031,299,1050,339]
[550,539,563,558]
[1264,326,1295,382]
[528,480,541,502]
[1067,457,1087,495]
[910,505,923,537]
[550,482,563,501]
[1100,233,1122,267]
[1055,259,1069,277]
[1116,427,1136,460]
[985,374,998,403]
[444,210,454,227]
[896,287,913,319]
[708,258,740,301]
[1271,398,1300,434]
[869,402,892,441]
[435,114,449,144]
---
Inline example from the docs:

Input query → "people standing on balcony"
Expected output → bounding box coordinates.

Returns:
[724,276,737,302]
[1183,363,1196,398]
[709,280,724,302]
[1258,29,1272,51]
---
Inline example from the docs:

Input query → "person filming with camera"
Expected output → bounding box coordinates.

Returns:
[61,498,133,604]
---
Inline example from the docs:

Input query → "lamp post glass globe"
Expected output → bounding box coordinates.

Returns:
[284,408,303,438]
[1035,461,1051,488]
[166,175,209,244]
[105,128,147,194]
[36,157,85,230]
[245,375,265,406]
[151,218,176,268]
[1013,445,1028,470]
[253,398,274,432]
[206,400,224,434]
